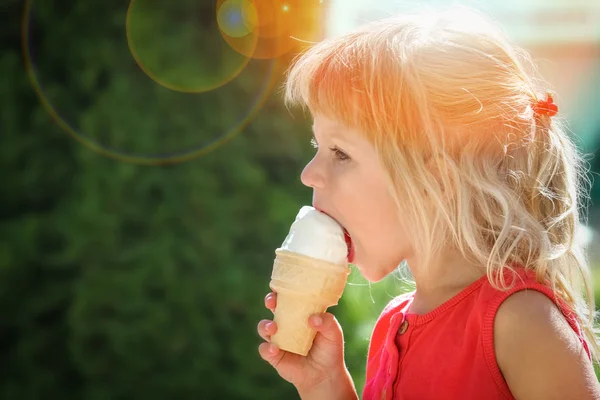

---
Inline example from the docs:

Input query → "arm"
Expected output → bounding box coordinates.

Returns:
[495,291,600,400]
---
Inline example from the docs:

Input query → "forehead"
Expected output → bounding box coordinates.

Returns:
[312,114,361,144]
[312,113,341,132]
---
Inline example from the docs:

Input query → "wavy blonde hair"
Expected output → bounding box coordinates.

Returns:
[284,5,599,361]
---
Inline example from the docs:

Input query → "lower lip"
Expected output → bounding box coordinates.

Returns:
[344,229,355,263]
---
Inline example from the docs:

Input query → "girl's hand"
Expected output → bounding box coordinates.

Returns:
[257,291,350,395]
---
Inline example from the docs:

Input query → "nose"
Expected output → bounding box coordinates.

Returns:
[300,156,326,189]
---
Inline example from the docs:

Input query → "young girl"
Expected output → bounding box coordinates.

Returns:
[257,5,600,399]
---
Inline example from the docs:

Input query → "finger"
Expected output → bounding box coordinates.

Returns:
[257,319,277,342]
[258,342,304,373]
[258,342,285,367]
[309,312,344,346]
[264,292,277,313]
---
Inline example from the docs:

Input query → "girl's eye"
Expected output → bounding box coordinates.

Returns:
[310,136,350,161]
[329,146,350,161]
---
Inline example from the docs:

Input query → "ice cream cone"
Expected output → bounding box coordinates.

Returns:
[269,249,350,356]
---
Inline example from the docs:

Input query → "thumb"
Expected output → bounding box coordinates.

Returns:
[309,312,344,348]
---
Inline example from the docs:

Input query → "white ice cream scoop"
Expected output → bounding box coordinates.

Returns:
[279,206,347,265]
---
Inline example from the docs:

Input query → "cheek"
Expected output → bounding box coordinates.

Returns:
[351,202,409,271]
[353,213,403,257]
[333,166,405,265]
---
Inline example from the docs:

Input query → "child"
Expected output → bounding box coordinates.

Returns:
[257,5,600,399]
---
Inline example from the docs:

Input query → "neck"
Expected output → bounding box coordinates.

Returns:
[405,248,486,315]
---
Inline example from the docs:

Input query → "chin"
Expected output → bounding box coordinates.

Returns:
[353,256,404,283]
[352,261,388,283]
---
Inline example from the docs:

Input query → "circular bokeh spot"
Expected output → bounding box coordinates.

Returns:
[216,0,258,38]
[218,0,325,60]
[127,0,259,93]
[22,0,281,165]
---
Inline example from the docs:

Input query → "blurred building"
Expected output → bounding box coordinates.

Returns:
[325,0,600,149]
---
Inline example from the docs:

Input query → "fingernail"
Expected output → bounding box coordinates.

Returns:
[265,322,272,331]
[311,315,322,327]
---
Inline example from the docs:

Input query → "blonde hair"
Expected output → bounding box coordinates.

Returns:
[284,5,599,361]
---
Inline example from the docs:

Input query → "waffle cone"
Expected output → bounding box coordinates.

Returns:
[269,249,350,356]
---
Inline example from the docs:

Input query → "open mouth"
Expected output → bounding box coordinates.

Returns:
[343,228,355,263]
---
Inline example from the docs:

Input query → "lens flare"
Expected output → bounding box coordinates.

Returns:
[218,0,325,60]
[22,0,281,165]
[126,0,259,93]
[216,0,258,38]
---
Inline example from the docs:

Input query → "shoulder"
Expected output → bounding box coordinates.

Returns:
[494,290,600,400]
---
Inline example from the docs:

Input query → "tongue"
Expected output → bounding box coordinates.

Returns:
[344,230,354,263]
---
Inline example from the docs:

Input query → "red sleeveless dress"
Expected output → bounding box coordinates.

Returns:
[362,268,591,400]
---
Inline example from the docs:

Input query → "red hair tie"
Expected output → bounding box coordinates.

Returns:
[532,92,558,117]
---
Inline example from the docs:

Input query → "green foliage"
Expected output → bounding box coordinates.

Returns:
[3,0,311,398]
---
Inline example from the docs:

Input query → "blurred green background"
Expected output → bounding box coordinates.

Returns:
[2,0,599,398]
